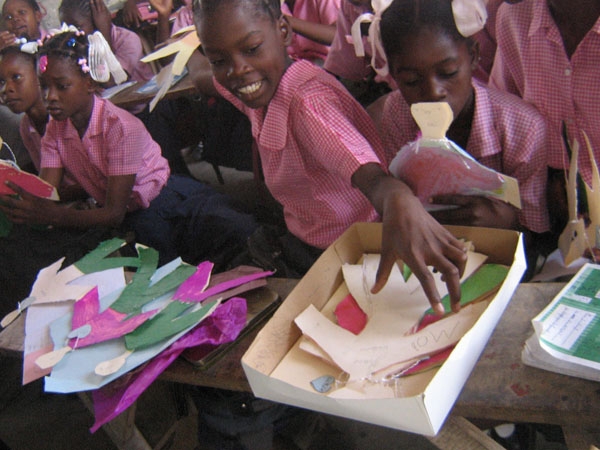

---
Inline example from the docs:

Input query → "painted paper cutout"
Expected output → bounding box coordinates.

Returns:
[173,261,213,300]
[559,131,600,265]
[139,28,200,111]
[177,270,273,303]
[334,293,367,335]
[0,159,59,200]
[90,297,247,432]
[74,238,141,274]
[67,287,157,348]
[295,302,487,380]
[109,246,196,314]
[124,299,220,350]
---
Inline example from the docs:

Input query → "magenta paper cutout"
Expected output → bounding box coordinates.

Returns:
[173,261,213,300]
[334,293,367,335]
[179,270,273,303]
[90,297,247,432]
[68,287,157,348]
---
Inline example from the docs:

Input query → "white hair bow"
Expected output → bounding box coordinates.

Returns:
[350,0,392,78]
[87,31,127,84]
[349,0,489,78]
[452,0,488,37]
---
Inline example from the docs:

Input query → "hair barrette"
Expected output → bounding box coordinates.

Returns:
[67,37,77,47]
[39,54,48,73]
[78,57,90,73]
[20,41,39,54]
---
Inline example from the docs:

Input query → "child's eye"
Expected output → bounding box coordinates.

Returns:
[440,70,459,79]
[57,84,69,90]
[244,44,261,55]
[4,14,13,21]
[209,59,225,67]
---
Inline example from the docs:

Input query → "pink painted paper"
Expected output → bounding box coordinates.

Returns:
[68,287,157,348]
[173,261,213,300]
[334,293,367,335]
[181,270,273,303]
[90,297,247,432]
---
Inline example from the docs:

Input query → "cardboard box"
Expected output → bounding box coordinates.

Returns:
[242,223,526,436]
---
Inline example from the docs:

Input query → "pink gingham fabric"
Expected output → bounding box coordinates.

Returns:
[376,81,550,233]
[41,96,169,210]
[490,0,600,186]
[216,60,384,248]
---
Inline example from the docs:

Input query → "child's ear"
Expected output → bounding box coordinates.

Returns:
[279,15,293,47]
[85,76,96,93]
[468,39,480,71]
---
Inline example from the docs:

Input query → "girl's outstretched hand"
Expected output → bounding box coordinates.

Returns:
[430,194,519,230]
[122,0,142,29]
[0,181,59,225]
[91,0,113,44]
[353,163,467,315]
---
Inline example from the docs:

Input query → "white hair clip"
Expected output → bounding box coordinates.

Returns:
[19,41,39,54]
[87,31,127,84]
[350,0,393,78]
[452,0,488,37]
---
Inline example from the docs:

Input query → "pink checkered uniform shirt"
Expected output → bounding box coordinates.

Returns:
[281,0,341,63]
[20,115,77,186]
[490,1,600,186]
[216,60,383,248]
[111,24,154,83]
[41,96,170,210]
[375,82,549,233]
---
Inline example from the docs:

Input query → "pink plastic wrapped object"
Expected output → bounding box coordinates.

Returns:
[388,102,520,211]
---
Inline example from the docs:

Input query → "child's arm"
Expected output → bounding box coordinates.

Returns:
[122,0,142,29]
[352,162,467,315]
[285,15,336,46]
[429,195,520,230]
[0,174,135,229]
[91,0,114,49]
[149,0,173,44]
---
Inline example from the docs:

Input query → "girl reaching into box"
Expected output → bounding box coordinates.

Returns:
[193,0,468,314]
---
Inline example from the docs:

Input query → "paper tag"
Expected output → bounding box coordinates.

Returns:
[95,350,133,377]
[35,346,72,369]
[410,102,454,140]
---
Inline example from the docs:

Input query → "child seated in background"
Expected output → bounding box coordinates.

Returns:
[281,0,340,65]
[59,0,153,84]
[1,0,46,50]
[0,0,47,170]
[369,0,549,237]
[490,0,600,242]
[323,0,393,105]
[194,0,468,314]
[0,30,258,311]
[0,44,81,192]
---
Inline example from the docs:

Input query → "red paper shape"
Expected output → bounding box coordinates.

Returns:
[334,293,367,335]
[0,161,59,199]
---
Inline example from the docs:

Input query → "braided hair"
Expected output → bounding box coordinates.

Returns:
[380,0,470,62]
[58,0,92,22]
[39,31,90,77]
[193,0,281,31]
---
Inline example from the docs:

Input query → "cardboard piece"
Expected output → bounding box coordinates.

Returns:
[242,223,526,436]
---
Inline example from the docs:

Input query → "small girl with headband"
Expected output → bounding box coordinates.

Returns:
[0,30,258,306]
[368,0,550,266]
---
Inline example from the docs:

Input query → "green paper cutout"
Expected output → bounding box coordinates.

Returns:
[0,210,12,237]
[402,263,412,282]
[74,238,141,274]
[110,246,196,315]
[424,264,509,316]
[124,299,218,350]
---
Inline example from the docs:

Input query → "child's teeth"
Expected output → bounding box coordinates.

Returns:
[239,81,261,95]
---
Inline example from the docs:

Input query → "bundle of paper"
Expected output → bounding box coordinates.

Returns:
[388,102,520,211]
[522,262,600,382]
[280,250,509,399]
[2,238,272,430]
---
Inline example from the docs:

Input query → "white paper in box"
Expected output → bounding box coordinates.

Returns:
[242,223,526,435]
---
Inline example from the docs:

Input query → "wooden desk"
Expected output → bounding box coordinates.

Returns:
[160,282,600,449]
[105,73,198,110]
[2,282,599,449]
